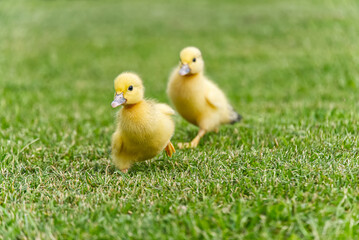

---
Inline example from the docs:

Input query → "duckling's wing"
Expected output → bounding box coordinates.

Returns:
[205,90,220,109]
[205,81,224,109]
[205,81,242,124]
[157,103,175,116]
[111,131,123,154]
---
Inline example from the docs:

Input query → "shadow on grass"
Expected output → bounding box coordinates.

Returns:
[129,157,178,174]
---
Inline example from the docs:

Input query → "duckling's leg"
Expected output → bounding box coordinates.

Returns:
[111,131,130,173]
[178,129,206,149]
[112,157,131,173]
[190,129,206,147]
[165,141,176,157]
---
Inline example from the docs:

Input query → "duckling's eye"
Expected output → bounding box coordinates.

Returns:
[192,58,196,62]
[128,85,133,91]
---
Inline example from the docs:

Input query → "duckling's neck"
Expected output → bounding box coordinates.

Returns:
[119,100,151,133]
[182,71,203,80]
[120,100,144,120]
[123,100,144,110]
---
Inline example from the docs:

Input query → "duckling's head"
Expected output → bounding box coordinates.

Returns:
[111,72,144,108]
[178,46,204,76]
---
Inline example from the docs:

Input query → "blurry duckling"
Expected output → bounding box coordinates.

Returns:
[167,47,241,148]
[111,72,175,173]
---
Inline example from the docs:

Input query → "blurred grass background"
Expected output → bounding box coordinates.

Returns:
[1,0,359,239]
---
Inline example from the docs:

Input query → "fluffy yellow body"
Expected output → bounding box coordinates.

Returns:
[112,101,175,171]
[167,70,234,132]
[167,47,240,148]
[111,72,175,172]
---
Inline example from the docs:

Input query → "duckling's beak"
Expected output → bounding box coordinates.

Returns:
[111,92,126,108]
[179,64,190,76]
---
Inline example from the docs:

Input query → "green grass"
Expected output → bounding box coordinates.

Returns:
[1,0,359,239]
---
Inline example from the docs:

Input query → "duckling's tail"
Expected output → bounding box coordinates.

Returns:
[229,108,242,124]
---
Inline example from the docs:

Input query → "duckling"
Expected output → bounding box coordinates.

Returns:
[167,47,241,148]
[111,72,175,173]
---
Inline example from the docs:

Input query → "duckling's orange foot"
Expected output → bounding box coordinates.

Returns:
[178,142,190,149]
[190,139,200,148]
[121,169,128,173]
[177,141,199,149]
[165,142,176,157]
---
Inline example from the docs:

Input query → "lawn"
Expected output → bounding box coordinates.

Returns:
[1,0,359,239]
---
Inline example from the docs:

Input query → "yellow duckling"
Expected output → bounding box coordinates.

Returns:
[111,72,175,173]
[167,47,241,148]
